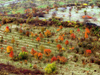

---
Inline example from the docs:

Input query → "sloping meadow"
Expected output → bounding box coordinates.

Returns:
[0,23,100,75]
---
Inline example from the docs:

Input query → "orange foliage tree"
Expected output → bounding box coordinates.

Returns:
[7,46,13,53]
[36,37,41,42]
[59,56,67,64]
[59,25,63,29]
[56,29,60,32]
[39,33,44,39]
[85,32,88,39]
[38,52,43,60]
[57,44,62,50]
[71,33,76,39]
[34,52,38,59]
[45,30,51,37]
[58,36,64,42]
[85,28,90,34]
[31,48,37,56]
[55,39,58,43]
[57,56,67,64]
[44,49,51,57]
[5,26,9,33]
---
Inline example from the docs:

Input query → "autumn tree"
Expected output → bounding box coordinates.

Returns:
[9,51,14,59]
[31,48,37,56]
[5,26,10,33]
[70,33,76,39]
[45,30,51,37]
[58,36,64,43]
[85,32,88,39]
[26,31,30,37]
[30,32,34,37]
[36,37,41,42]
[11,37,15,46]
[57,44,62,50]
[44,49,51,57]
[39,33,44,39]
[51,56,57,63]
[7,46,13,53]
[38,52,43,60]
[39,45,45,53]
[65,40,69,46]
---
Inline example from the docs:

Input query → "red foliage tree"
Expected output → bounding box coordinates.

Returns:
[57,44,62,50]
[71,33,76,39]
[51,56,57,63]
[9,51,14,58]
[65,40,69,45]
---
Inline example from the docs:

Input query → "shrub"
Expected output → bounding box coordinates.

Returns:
[38,52,43,60]
[39,33,44,39]
[57,44,62,50]
[36,37,41,42]
[57,22,61,26]
[57,56,67,64]
[65,40,69,45]
[11,37,15,44]
[41,27,46,33]
[45,62,56,74]
[51,56,57,63]
[5,26,10,33]
[70,33,76,39]
[31,48,37,56]
[44,49,51,57]
[39,45,45,53]
[18,51,28,60]
[26,31,30,37]
[9,51,14,58]
[44,30,51,37]
[7,46,13,53]
[58,36,64,42]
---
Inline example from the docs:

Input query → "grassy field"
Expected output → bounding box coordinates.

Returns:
[0,0,14,3]
[0,23,100,75]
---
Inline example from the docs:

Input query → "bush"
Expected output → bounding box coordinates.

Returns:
[7,46,13,53]
[45,62,56,74]
[18,52,28,60]
[44,30,51,37]
[39,45,45,53]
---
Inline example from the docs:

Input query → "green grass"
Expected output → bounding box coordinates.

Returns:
[0,0,14,3]
[37,5,48,8]
[58,2,65,5]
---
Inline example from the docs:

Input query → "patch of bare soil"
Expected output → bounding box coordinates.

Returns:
[0,63,44,75]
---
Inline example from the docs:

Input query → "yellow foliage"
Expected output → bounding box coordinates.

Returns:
[62,48,65,51]
[69,30,73,34]
[11,38,15,44]
[31,32,34,37]
[5,28,9,33]
[7,46,13,53]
